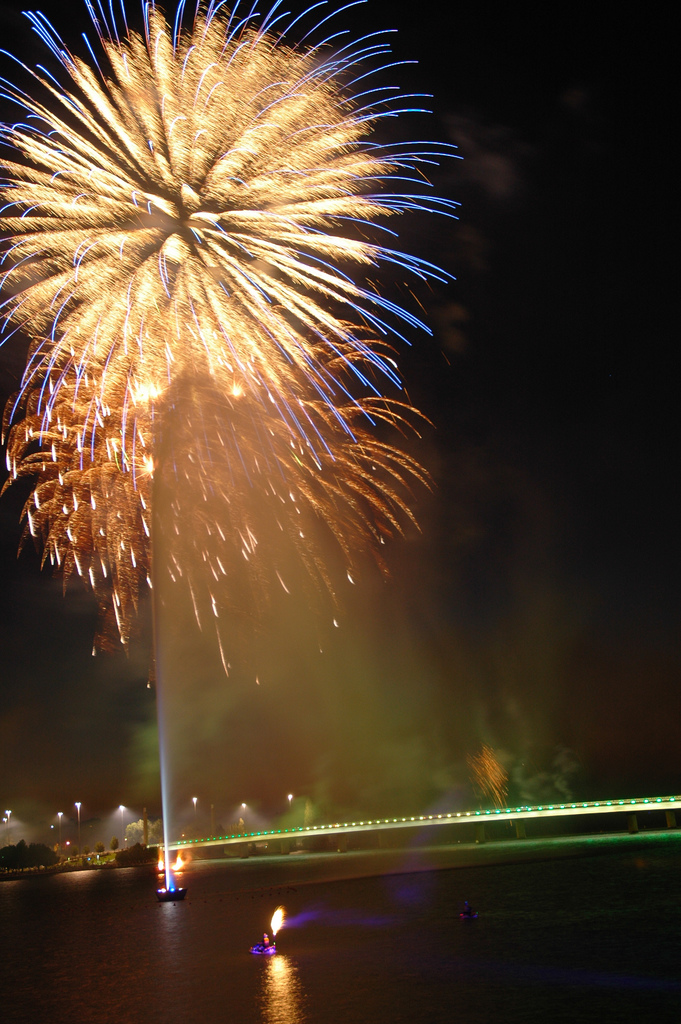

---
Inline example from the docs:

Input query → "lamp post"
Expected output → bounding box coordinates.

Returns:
[75,802,81,856]
[5,810,11,844]
[192,796,198,826]
[119,805,125,847]
[288,794,293,811]
[57,811,63,853]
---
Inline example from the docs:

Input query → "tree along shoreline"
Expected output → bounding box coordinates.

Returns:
[0,841,160,879]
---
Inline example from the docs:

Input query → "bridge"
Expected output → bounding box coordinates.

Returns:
[169,793,681,853]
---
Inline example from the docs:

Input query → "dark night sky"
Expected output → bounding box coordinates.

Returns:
[0,2,677,844]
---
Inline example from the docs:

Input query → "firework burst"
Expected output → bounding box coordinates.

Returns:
[0,1,457,658]
[467,745,509,809]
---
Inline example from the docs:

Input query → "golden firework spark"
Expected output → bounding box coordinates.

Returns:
[0,1,457,657]
[467,745,509,809]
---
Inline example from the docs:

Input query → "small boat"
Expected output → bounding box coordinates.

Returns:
[250,942,276,955]
[459,909,478,919]
[156,887,187,902]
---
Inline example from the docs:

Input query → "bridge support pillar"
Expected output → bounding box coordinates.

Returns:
[665,811,677,828]
[627,813,639,834]
[268,839,290,855]
[336,835,348,853]
[475,823,486,844]
[514,820,526,839]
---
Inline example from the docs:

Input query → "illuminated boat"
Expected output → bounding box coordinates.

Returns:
[251,909,284,953]
[156,886,187,902]
[250,942,276,955]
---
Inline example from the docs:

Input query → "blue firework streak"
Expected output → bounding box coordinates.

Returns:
[0,1,458,656]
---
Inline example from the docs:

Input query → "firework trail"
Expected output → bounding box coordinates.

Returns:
[0,1,457,658]
[467,745,509,808]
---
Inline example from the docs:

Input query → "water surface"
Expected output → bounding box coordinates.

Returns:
[1,832,679,1023]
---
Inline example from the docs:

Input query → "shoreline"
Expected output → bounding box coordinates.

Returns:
[2,828,678,887]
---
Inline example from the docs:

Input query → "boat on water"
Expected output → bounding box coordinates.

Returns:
[251,910,284,953]
[156,887,187,902]
[250,942,276,955]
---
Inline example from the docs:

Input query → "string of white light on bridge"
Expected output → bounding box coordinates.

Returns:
[169,794,681,851]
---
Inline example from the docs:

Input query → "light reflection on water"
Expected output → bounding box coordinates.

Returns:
[2,837,680,1023]
[156,895,185,963]
[260,954,308,1024]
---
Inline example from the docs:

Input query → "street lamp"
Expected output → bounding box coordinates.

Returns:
[57,811,63,853]
[119,805,125,846]
[288,794,293,810]
[5,810,11,844]
[75,802,81,856]
[192,796,198,824]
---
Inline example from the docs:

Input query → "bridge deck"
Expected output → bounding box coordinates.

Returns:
[169,794,681,852]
